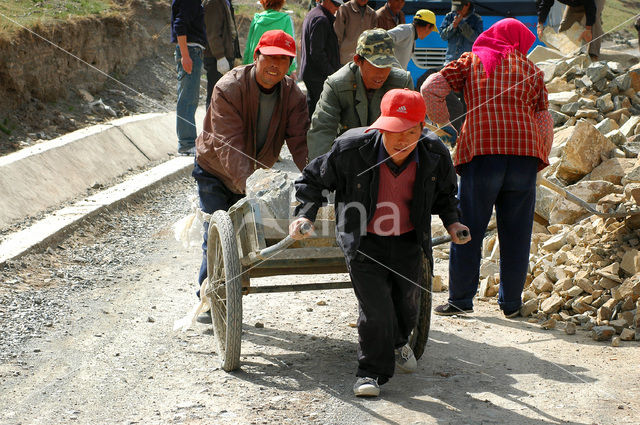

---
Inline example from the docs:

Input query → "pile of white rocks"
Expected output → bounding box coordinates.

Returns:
[475,51,640,344]
[478,213,640,344]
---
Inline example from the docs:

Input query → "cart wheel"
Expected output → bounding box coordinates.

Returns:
[409,256,432,360]
[205,210,242,371]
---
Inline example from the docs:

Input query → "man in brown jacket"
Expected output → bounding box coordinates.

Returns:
[193,30,309,306]
[202,0,241,108]
[375,0,405,30]
[334,0,378,65]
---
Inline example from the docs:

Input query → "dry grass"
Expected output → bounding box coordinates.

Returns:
[601,0,640,36]
[0,0,115,34]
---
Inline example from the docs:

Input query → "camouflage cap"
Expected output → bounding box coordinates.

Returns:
[355,29,401,69]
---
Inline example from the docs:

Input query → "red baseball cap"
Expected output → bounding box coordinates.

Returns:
[366,89,427,133]
[254,30,296,58]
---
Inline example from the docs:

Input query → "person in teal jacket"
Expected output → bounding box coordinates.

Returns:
[243,0,296,75]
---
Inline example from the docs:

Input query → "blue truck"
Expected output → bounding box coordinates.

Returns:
[370,0,542,85]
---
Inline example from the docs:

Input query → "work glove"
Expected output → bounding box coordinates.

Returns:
[217,57,230,74]
[440,125,458,147]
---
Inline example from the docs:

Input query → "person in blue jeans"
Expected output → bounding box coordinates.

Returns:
[437,0,483,140]
[171,0,207,155]
[439,0,483,64]
[193,31,310,322]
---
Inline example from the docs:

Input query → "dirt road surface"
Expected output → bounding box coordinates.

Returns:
[1,177,639,425]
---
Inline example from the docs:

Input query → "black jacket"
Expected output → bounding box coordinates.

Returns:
[294,127,460,264]
[299,5,340,83]
[537,0,597,27]
[170,0,207,46]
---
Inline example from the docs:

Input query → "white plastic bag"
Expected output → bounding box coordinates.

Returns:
[173,197,208,248]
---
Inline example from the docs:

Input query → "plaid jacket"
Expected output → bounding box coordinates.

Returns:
[421,50,553,171]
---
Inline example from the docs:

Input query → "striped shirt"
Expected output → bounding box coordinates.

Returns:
[421,50,553,170]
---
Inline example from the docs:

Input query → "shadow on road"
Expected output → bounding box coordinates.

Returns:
[229,325,594,425]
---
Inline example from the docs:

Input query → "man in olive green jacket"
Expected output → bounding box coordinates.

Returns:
[307,29,413,160]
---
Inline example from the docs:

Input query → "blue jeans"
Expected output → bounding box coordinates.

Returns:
[175,45,203,153]
[448,155,538,313]
[192,162,244,297]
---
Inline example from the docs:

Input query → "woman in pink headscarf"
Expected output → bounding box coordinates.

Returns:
[421,18,553,319]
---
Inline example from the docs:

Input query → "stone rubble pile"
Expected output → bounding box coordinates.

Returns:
[476,53,640,344]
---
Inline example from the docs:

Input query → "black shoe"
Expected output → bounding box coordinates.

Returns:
[589,54,599,62]
[434,303,473,316]
[503,306,522,318]
[196,310,212,324]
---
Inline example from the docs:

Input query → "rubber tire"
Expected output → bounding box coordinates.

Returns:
[206,210,242,371]
[408,255,432,360]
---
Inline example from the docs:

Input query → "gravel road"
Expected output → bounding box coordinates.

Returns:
[1,176,639,425]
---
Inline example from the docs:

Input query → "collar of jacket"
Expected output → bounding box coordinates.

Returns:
[319,4,337,23]
[351,64,386,127]
[356,130,440,180]
[382,2,401,20]
[347,0,370,13]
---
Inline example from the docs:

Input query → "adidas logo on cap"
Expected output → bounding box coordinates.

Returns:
[396,105,407,114]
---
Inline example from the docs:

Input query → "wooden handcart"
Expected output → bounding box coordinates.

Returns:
[204,198,436,372]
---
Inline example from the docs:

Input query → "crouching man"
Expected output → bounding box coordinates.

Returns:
[194,30,309,308]
[288,89,469,397]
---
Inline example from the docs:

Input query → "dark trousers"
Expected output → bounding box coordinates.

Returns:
[192,162,244,297]
[203,56,225,110]
[448,155,538,313]
[446,91,466,137]
[304,79,324,120]
[347,232,422,385]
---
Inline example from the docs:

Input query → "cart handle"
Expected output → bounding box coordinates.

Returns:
[431,229,469,247]
[257,221,313,260]
[538,177,640,218]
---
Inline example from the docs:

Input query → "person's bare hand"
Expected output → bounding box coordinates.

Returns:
[446,222,471,245]
[181,54,193,74]
[580,28,593,42]
[289,217,314,240]
[453,13,463,28]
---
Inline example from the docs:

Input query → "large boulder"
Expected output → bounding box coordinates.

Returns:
[588,158,636,185]
[546,77,576,93]
[620,116,640,137]
[586,62,609,83]
[549,180,622,224]
[556,121,617,184]
[548,91,580,105]
[595,118,619,135]
[550,126,575,157]
[604,129,627,147]
[621,159,640,185]
[630,68,640,92]
[595,93,615,114]
[550,110,570,126]
[245,169,294,219]
[528,45,565,64]
[541,23,582,55]
[535,185,559,222]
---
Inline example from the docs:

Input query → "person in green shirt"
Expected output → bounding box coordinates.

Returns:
[243,0,297,75]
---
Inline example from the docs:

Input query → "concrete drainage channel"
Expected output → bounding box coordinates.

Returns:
[0,110,205,266]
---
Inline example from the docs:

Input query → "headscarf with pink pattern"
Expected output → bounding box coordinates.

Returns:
[471,18,536,78]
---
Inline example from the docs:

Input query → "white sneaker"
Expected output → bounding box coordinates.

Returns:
[353,377,380,397]
[395,344,417,373]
